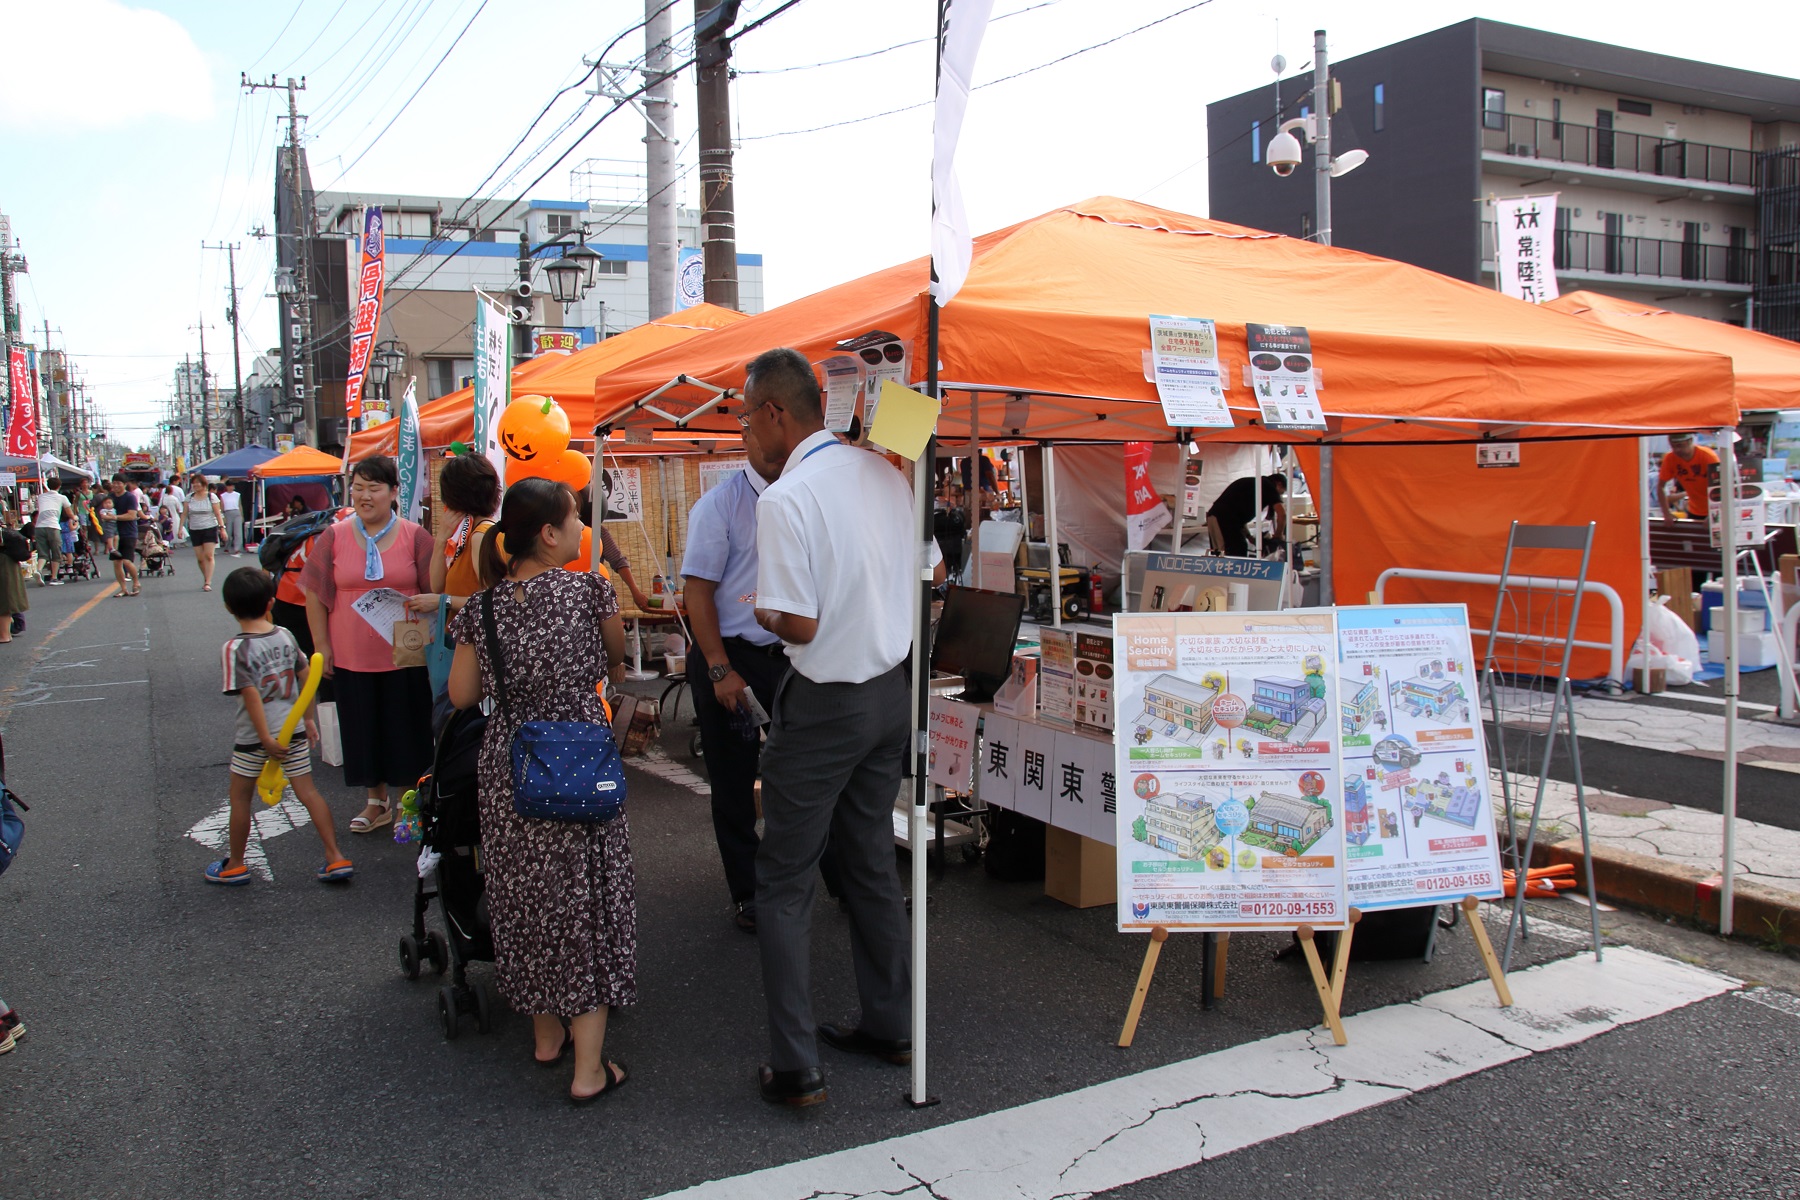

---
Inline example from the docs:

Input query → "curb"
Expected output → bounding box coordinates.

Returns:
[1531,838,1800,950]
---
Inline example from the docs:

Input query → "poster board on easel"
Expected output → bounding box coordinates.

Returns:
[1113,609,1349,1044]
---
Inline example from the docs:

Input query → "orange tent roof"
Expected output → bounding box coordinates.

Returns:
[251,444,345,478]
[590,197,1736,445]
[347,304,749,458]
[1544,290,1800,413]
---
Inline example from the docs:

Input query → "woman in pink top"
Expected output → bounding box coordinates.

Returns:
[301,456,435,834]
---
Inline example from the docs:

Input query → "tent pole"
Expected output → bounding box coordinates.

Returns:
[1046,443,1062,629]
[1638,437,1652,691]
[1254,453,1263,560]
[967,392,981,585]
[907,270,941,1111]
[1319,445,1334,604]
[1168,438,1185,557]
[1719,427,1738,936]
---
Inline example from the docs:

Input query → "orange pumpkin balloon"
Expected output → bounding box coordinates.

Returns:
[563,525,594,572]
[496,395,571,464]
[503,454,555,483]
[548,447,592,491]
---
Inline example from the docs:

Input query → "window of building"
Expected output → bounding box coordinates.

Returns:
[546,212,574,236]
[1373,83,1384,132]
[427,357,475,399]
[1552,98,1562,139]
[1252,120,1261,162]
[1618,98,1653,117]
[1482,88,1506,130]
[386,210,433,238]
[592,259,628,276]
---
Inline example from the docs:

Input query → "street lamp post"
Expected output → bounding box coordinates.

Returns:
[513,230,604,369]
[1264,29,1368,605]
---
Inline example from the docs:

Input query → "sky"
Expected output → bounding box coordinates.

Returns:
[1,0,1797,442]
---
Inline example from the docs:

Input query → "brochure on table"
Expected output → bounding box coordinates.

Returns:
[1336,605,1504,910]
[1113,610,1348,932]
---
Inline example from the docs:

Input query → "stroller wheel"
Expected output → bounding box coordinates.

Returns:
[398,935,422,981]
[689,731,703,759]
[438,985,460,1040]
[473,979,496,1034]
[427,931,449,976]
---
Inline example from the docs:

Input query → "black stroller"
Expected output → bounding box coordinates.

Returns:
[398,703,499,1039]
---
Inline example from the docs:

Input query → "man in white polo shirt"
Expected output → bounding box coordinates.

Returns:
[746,347,919,1108]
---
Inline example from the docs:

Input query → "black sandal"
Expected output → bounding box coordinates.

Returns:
[569,1059,629,1105]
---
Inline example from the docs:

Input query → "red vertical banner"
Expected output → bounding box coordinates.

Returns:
[6,348,37,459]
[1123,441,1170,552]
[343,206,387,423]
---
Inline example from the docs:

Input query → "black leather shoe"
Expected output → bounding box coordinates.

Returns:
[733,901,757,933]
[818,1022,912,1066]
[759,1064,827,1107]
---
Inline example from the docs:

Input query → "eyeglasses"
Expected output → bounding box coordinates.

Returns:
[736,401,782,429]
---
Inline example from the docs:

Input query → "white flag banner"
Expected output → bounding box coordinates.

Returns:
[1494,194,1559,304]
[471,288,511,487]
[929,0,996,308]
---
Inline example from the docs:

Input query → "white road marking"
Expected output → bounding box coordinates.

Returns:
[633,747,711,796]
[184,792,309,882]
[652,946,1737,1200]
[1736,987,1800,1020]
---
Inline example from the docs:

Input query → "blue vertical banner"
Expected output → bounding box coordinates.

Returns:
[676,246,704,309]
[395,377,423,523]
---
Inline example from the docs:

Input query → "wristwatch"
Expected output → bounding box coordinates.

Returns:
[708,662,732,683]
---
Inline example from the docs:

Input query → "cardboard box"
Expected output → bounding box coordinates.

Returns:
[1781,554,1800,616]
[1044,825,1116,909]
[1656,569,1697,632]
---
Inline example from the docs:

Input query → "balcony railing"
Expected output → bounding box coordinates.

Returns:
[1482,222,1752,285]
[1482,114,1754,188]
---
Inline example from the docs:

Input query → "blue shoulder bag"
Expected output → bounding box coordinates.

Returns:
[0,738,26,877]
[482,588,626,823]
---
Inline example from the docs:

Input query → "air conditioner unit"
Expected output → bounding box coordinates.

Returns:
[1508,143,1537,158]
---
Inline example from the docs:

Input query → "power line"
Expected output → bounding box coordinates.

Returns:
[318,0,491,190]
[735,0,1062,75]
[277,0,352,76]
[309,0,438,132]
[250,0,310,69]
[304,0,405,85]
[741,0,1216,141]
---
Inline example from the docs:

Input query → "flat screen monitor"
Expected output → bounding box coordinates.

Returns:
[931,585,1027,703]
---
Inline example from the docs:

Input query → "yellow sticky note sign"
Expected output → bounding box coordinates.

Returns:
[868,380,941,461]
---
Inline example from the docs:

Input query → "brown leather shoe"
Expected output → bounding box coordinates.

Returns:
[818,1022,912,1066]
[758,1064,827,1107]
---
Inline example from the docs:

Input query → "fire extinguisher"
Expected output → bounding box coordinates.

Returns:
[1089,572,1106,612]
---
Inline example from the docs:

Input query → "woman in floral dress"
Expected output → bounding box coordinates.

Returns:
[447,477,634,1103]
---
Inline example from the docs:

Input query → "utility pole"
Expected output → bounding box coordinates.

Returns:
[0,210,22,426]
[181,354,196,467]
[694,1,741,309]
[644,0,678,319]
[243,73,314,445]
[205,241,247,449]
[196,320,213,462]
[1312,28,1332,249]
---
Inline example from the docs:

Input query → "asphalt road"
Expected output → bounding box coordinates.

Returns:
[1,566,1796,1198]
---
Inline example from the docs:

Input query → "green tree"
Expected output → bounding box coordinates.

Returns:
[1132,817,1147,843]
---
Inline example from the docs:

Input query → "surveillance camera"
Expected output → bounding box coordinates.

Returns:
[1266,129,1304,177]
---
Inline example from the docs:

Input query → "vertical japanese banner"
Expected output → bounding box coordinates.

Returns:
[471,288,511,487]
[676,246,704,310]
[6,348,38,459]
[1493,194,1559,303]
[1123,441,1171,552]
[395,378,424,523]
[343,207,387,423]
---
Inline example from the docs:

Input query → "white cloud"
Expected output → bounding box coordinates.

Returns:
[0,0,212,131]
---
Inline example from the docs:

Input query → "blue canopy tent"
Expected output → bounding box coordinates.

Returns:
[195,445,278,477]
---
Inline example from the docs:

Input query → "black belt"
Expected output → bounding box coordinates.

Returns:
[725,636,786,657]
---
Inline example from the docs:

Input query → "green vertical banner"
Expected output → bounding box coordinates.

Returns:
[471,288,511,487]
[395,377,423,522]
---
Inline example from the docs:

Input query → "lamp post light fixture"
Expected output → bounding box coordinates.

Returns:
[513,229,605,367]
[1263,29,1368,605]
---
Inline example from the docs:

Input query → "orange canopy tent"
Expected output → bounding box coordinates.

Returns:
[346,304,749,459]
[1545,291,1800,412]
[250,445,345,478]
[589,197,1734,445]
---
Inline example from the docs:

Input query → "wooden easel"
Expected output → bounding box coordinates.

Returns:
[1327,898,1514,1012]
[1118,922,1348,1049]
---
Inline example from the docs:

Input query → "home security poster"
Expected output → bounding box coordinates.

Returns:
[1245,323,1326,433]
[1113,611,1348,932]
[1336,605,1505,910]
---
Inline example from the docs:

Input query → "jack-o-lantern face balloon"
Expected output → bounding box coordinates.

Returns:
[497,395,571,463]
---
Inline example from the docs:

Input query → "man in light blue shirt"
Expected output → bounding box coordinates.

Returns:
[682,432,789,934]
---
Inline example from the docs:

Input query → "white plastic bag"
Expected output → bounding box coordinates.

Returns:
[1641,598,1700,686]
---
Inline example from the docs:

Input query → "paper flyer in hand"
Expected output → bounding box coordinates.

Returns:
[1336,605,1504,909]
[350,588,411,645]
[1113,610,1348,932]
